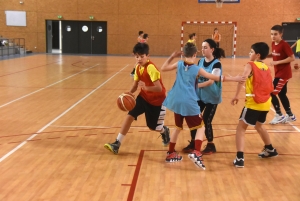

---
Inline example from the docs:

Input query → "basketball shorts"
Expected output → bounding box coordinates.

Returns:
[239,107,268,126]
[174,113,204,130]
[128,95,166,131]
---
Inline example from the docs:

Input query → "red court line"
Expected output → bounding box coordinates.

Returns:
[0,61,62,77]
[127,150,144,201]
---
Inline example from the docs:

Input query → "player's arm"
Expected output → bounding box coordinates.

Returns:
[270,55,295,66]
[139,79,162,92]
[198,63,221,88]
[270,43,295,66]
[198,68,244,82]
[231,63,251,105]
[138,65,163,92]
[291,41,296,49]
[161,51,182,71]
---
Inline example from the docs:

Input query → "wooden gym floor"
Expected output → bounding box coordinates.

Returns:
[0,54,299,201]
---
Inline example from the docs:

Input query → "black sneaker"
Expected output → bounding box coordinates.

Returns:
[182,140,195,153]
[233,157,244,168]
[258,148,278,158]
[104,140,120,154]
[160,126,170,146]
[202,142,216,155]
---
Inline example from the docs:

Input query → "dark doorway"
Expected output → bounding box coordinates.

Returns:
[52,21,60,49]
[47,20,107,54]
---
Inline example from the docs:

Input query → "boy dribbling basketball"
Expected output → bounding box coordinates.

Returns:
[104,43,170,154]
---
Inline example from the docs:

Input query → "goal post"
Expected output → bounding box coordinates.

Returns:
[181,21,237,58]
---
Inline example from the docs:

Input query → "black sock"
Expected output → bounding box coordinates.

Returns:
[191,129,196,140]
[237,151,244,159]
[265,144,274,150]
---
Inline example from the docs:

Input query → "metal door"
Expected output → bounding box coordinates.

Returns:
[62,21,79,53]
[91,21,107,54]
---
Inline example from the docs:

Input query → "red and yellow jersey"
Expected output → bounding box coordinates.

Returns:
[245,61,271,111]
[134,60,166,106]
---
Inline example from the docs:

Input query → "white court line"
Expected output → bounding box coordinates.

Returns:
[0,64,129,163]
[0,63,99,109]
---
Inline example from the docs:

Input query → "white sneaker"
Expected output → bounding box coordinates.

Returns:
[269,114,287,124]
[283,114,297,123]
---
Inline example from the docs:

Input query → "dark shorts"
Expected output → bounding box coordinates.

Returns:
[239,107,268,126]
[128,95,166,131]
[174,113,204,130]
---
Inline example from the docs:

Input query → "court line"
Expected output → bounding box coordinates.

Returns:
[0,60,62,78]
[0,64,129,163]
[0,63,99,109]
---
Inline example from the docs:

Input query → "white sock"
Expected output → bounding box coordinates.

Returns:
[117,133,125,143]
[160,127,165,134]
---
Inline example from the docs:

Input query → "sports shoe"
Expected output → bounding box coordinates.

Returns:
[104,140,120,154]
[269,114,287,124]
[283,114,297,123]
[233,157,244,168]
[160,126,170,146]
[201,142,216,155]
[182,140,195,153]
[258,148,278,158]
[188,150,206,170]
[165,151,183,162]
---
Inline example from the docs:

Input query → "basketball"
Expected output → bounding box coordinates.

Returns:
[294,63,299,70]
[117,93,136,111]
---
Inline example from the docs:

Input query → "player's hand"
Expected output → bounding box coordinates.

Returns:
[138,81,146,90]
[171,51,182,58]
[270,60,278,66]
[231,97,239,105]
[126,92,135,98]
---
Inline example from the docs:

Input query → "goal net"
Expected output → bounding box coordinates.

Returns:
[181,21,237,58]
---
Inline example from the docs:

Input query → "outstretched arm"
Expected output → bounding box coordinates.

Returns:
[161,51,182,72]
[198,68,245,82]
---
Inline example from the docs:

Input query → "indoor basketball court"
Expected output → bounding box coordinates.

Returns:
[0,0,300,201]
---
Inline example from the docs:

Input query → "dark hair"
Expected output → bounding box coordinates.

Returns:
[213,28,218,35]
[188,33,195,39]
[203,38,225,59]
[138,31,144,35]
[133,42,149,55]
[271,25,283,34]
[183,42,197,57]
[251,42,269,60]
[143,33,148,39]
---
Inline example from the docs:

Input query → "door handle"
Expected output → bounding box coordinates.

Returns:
[91,36,95,40]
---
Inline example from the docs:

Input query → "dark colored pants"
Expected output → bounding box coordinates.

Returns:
[191,100,218,142]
